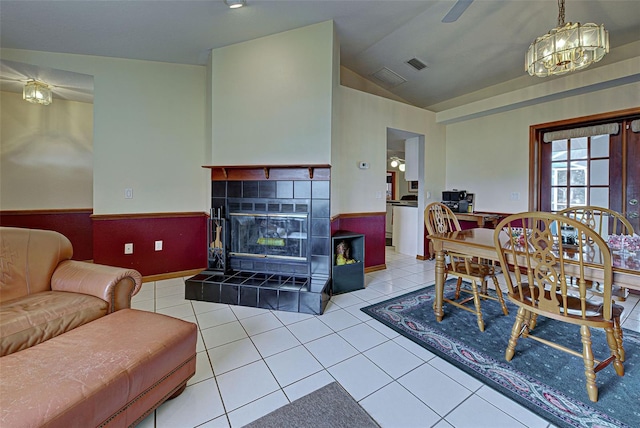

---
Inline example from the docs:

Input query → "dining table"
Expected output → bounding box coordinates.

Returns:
[428,227,640,322]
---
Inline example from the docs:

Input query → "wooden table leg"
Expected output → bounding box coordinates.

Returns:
[433,241,445,322]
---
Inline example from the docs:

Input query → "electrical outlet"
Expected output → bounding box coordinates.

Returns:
[124,243,133,254]
[510,192,520,201]
[155,240,163,251]
[124,188,133,199]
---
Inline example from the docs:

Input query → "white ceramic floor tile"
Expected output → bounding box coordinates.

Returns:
[131,299,154,312]
[398,363,473,416]
[350,287,386,302]
[156,302,195,320]
[208,337,262,375]
[155,277,185,288]
[445,394,527,428]
[429,356,483,391]
[229,305,269,320]
[250,326,301,357]
[216,360,280,412]
[196,306,238,330]
[365,319,400,339]
[304,333,359,368]
[392,335,436,361]
[198,415,231,427]
[337,322,389,352]
[155,283,184,298]
[327,354,392,401]
[201,321,248,350]
[264,345,323,387]
[132,284,155,302]
[227,390,289,428]
[155,377,224,428]
[191,300,229,315]
[318,308,362,331]
[475,385,550,428]
[155,294,191,310]
[188,350,214,386]
[239,312,283,336]
[286,317,333,343]
[360,381,441,428]
[330,292,365,308]
[282,370,336,402]
[343,301,374,322]
[364,341,423,379]
[272,309,314,325]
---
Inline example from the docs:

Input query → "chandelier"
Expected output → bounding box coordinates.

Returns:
[23,80,53,105]
[525,0,608,77]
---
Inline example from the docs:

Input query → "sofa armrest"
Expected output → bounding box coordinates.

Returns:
[51,261,143,313]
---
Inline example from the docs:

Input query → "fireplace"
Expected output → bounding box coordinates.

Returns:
[184,165,331,314]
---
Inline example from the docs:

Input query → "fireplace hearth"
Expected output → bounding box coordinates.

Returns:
[184,165,331,315]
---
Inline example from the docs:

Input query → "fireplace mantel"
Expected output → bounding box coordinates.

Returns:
[203,165,331,181]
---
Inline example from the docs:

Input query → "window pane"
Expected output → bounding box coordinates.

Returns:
[569,137,588,159]
[570,161,587,185]
[590,159,609,186]
[590,134,609,158]
[590,187,609,208]
[552,162,567,185]
[570,187,586,205]
[553,187,567,211]
[552,140,567,160]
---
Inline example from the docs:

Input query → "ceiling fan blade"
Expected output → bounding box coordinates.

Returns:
[442,0,473,23]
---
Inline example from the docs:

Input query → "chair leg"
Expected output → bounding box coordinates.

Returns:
[613,316,625,362]
[506,307,527,361]
[491,275,509,316]
[470,280,484,332]
[580,325,598,402]
[604,326,625,377]
[455,277,463,299]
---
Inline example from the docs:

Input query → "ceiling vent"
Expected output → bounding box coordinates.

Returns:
[406,57,428,71]
[371,67,406,87]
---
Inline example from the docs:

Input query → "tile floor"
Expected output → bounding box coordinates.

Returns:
[132,247,640,428]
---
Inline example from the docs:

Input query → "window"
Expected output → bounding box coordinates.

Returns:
[530,108,640,233]
[548,135,610,212]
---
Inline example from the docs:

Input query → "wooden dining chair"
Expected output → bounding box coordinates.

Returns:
[494,212,625,402]
[559,205,635,301]
[425,202,508,332]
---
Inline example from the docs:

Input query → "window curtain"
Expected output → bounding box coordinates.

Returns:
[543,123,620,143]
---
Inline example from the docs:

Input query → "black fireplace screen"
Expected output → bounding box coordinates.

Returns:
[230,213,308,260]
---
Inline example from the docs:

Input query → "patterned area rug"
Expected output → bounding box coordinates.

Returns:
[361,280,640,428]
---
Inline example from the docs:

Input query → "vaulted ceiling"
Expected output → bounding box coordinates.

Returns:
[1,1,639,111]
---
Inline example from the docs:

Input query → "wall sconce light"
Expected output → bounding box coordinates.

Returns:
[23,80,52,105]
[399,163,406,172]
[389,156,406,171]
[224,0,246,8]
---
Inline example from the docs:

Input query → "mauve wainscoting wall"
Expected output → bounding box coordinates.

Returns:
[92,212,208,277]
[331,213,386,272]
[0,209,93,261]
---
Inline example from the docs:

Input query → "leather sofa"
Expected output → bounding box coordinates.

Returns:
[0,226,143,356]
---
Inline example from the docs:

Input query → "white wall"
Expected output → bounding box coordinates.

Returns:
[209,21,334,165]
[1,91,93,210]
[333,86,445,217]
[0,48,209,215]
[444,80,640,213]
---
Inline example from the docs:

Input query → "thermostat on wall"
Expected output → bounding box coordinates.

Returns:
[358,161,370,169]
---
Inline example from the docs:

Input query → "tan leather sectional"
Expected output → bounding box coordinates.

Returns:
[0,227,197,426]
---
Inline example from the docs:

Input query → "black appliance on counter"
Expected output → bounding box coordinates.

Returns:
[442,190,470,213]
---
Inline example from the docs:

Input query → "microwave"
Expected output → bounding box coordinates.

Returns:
[442,190,466,202]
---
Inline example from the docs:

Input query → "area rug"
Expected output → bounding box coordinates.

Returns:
[242,382,380,428]
[361,280,640,428]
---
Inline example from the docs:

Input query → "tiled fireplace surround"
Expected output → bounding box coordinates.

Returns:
[185,166,332,315]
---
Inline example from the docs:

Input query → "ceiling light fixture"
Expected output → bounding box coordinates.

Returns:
[23,80,52,105]
[389,156,406,171]
[526,0,608,77]
[224,0,245,8]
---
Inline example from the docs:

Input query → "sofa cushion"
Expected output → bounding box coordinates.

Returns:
[0,309,197,428]
[0,227,73,303]
[0,291,108,357]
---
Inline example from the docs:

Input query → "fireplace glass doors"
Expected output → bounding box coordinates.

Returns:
[230,213,308,260]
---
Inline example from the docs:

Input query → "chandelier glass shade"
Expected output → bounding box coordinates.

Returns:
[23,80,52,105]
[526,0,608,77]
